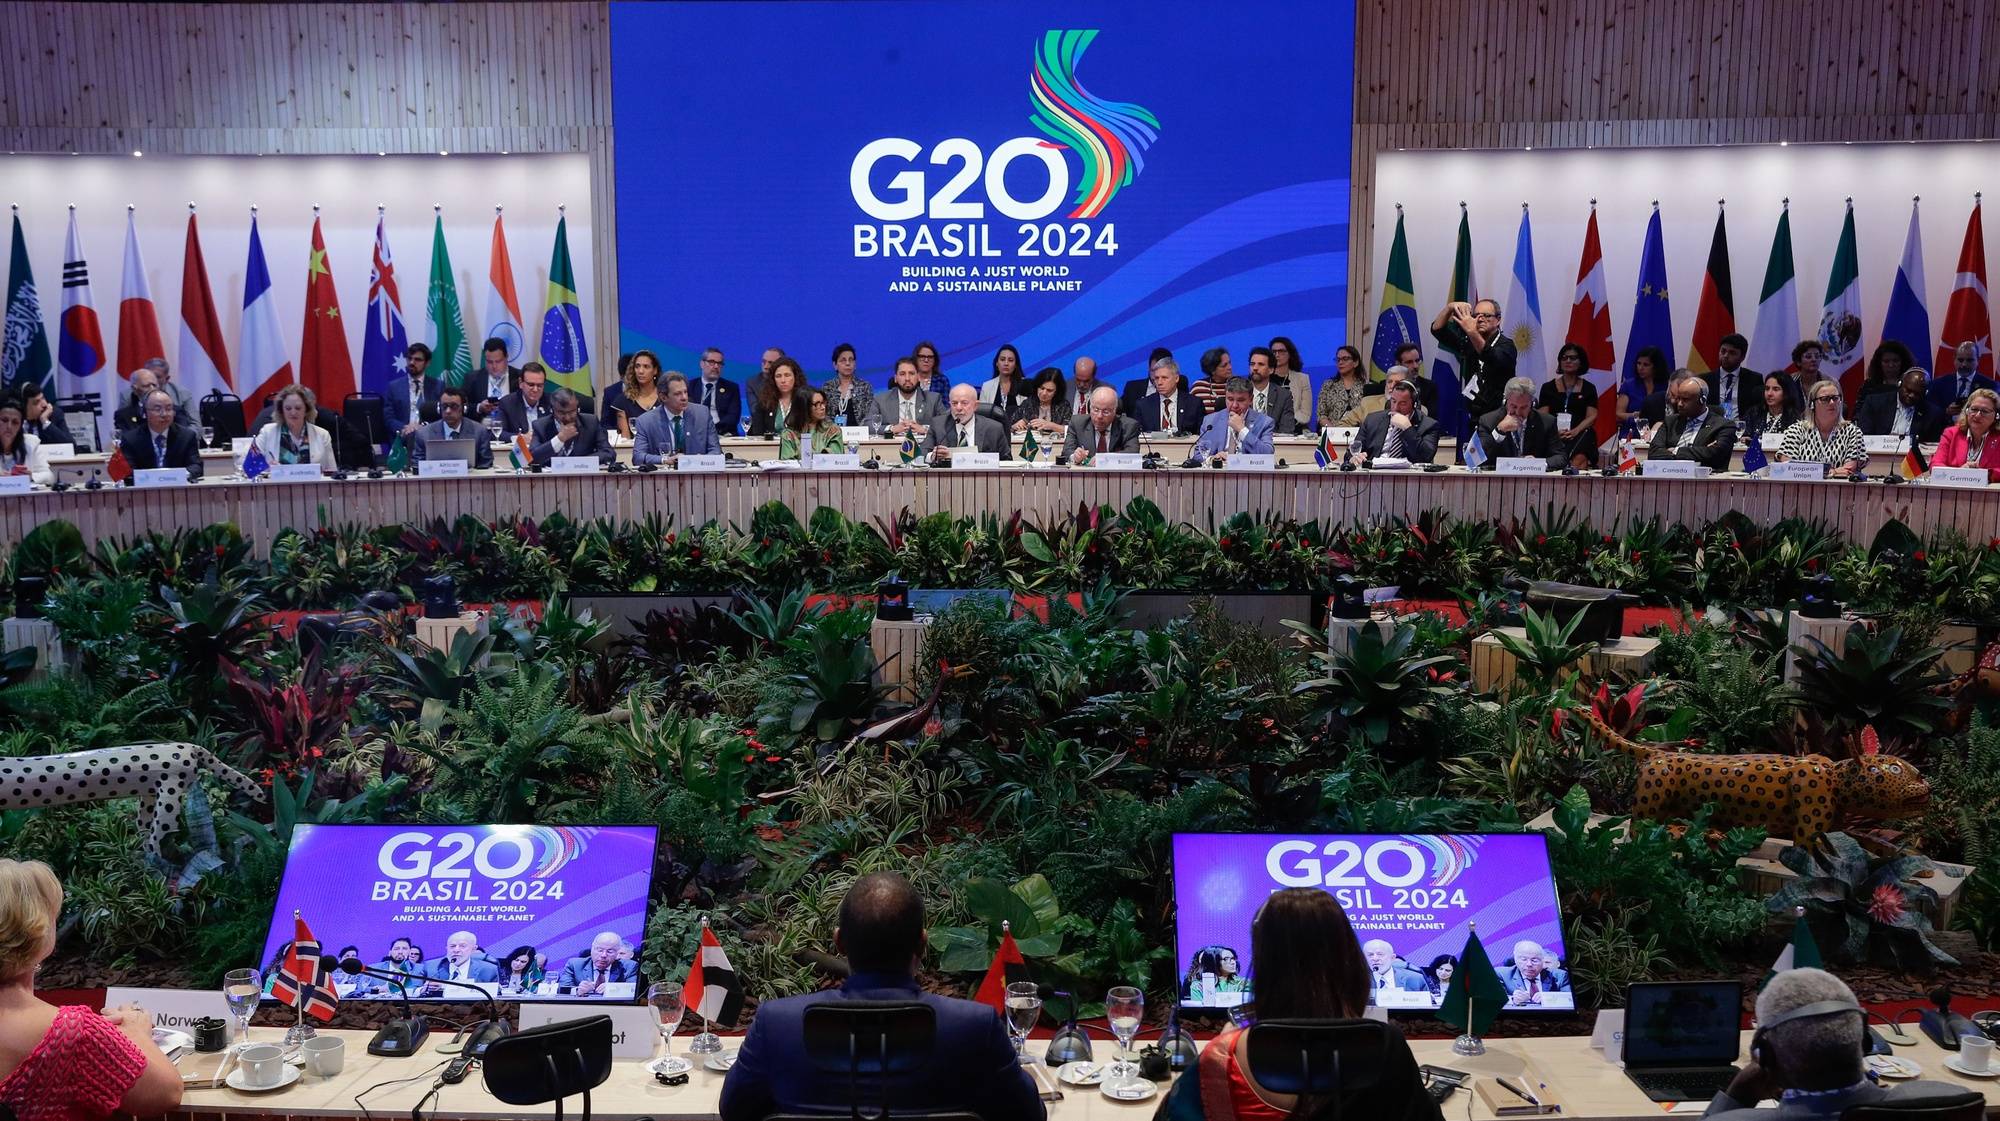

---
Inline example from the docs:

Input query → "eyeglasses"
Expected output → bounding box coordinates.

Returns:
[1967,405,1997,415]
[1813,395,1841,405]
[700,358,722,366]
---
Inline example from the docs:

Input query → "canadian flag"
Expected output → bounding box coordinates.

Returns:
[1565,206,1618,445]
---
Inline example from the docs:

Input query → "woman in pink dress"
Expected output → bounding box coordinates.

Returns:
[0,860,182,1121]
[1933,387,2000,483]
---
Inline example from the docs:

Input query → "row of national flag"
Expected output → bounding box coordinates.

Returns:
[1,207,592,444]
[1370,197,1994,442]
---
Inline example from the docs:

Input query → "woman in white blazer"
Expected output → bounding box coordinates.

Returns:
[0,397,52,485]
[252,384,336,471]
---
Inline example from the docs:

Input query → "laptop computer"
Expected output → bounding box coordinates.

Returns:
[1621,981,1744,1103]
[424,438,480,467]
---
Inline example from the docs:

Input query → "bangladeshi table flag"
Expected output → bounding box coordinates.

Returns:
[299,216,356,405]
[1437,924,1508,1038]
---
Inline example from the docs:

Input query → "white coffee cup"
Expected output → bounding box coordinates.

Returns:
[238,1043,287,1088]
[1960,1035,1994,1073]
[302,1035,345,1076]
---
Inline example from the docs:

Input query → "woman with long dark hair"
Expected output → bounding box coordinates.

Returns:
[1316,346,1368,431]
[1743,371,1803,441]
[1158,889,1441,1121]
[1270,336,1313,430]
[749,357,806,437]
[979,344,1028,414]
[1860,340,1917,402]
[0,398,53,485]
[779,388,848,459]
[603,349,663,439]
[1617,346,1671,434]
[1009,367,1070,437]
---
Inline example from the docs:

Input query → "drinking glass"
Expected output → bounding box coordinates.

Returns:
[648,982,690,1074]
[223,968,261,1049]
[1105,985,1144,1084]
[199,425,215,448]
[1004,981,1042,1066]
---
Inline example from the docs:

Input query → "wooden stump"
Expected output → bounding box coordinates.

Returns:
[871,618,930,704]
[1471,628,1660,693]
[414,611,487,655]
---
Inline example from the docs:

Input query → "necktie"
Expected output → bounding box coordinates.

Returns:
[595,968,607,986]
[1163,398,1174,432]
[671,413,685,454]
[901,397,914,423]
[453,963,465,981]
[960,423,972,448]
[1228,425,1241,454]
[1527,976,1539,997]
[153,435,166,465]
[1255,388,1268,414]
[446,426,459,441]
[1722,374,1736,417]
[1096,429,1108,453]
[1677,417,1701,449]
[1383,422,1403,459]
[1962,374,1972,400]
[703,381,715,408]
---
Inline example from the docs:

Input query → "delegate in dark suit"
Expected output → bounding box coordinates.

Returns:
[1926,370,1999,414]
[1701,368,1764,422]
[385,375,442,433]
[411,418,495,469]
[1129,389,1201,435]
[496,389,553,437]
[1855,392,1946,443]
[555,956,638,989]
[1473,407,1561,469]
[633,403,722,463]
[424,956,500,983]
[868,388,940,431]
[925,413,1012,458]
[1350,409,1442,464]
[1252,383,1299,435]
[1061,413,1141,457]
[718,970,1043,1121]
[1646,411,1737,473]
[1431,319,1518,418]
[688,376,742,436]
[118,422,205,476]
[529,412,614,465]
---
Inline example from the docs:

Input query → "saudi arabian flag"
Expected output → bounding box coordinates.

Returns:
[1437,924,1509,1038]
[1820,201,1864,399]
[538,215,593,396]
[1370,208,1421,380]
[426,214,472,389]
[1748,205,1799,377]
[4,212,54,395]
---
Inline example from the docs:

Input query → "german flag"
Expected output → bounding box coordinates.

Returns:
[1898,438,1928,481]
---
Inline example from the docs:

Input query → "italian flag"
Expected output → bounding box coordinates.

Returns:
[1821,202,1864,399]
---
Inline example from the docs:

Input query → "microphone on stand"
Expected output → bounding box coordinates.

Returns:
[337,956,512,1058]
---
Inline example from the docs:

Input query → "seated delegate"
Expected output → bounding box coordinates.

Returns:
[633,372,721,464]
[1856,369,1946,444]
[1933,386,2000,482]
[1775,384,1867,477]
[557,932,638,995]
[779,389,847,459]
[1158,888,1442,1121]
[250,384,335,471]
[117,389,205,477]
[1473,376,1560,469]
[1645,374,1737,473]
[720,873,1043,1121]
[1347,379,1440,465]
[531,388,615,466]
[1063,386,1141,463]
[410,387,494,470]
[925,385,1012,461]
[0,397,54,485]
[1497,940,1567,1005]
[1193,376,1277,460]
[0,859,184,1120]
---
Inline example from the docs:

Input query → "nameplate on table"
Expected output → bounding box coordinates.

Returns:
[1863,435,1907,454]
[1497,457,1548,476]
[1589,1008,1626,1054]
[135,467,190,488]
[1929,465,1990,488]
[1227,454,1276,471]
[1643,459,1707,479]
[1093,452,1143,470]
[1368,987,1434,1010]
[0,475,30,495]
[38,443,73,459]
[677,454,726,473]
[841,426,871,444]
[417,459,468,478]
[517,1004,655,1059]
[1768,461,1826,482]
[268,463,323,483]
[104,987,229,1034]
[813,453,863,470]
[951,452,1001,468]
[551,456,601,474]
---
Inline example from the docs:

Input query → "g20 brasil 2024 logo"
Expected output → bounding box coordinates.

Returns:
[851,30,1159,259]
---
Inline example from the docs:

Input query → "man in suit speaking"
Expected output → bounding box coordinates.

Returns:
[558,931,640,996]
[927,384,1012,462]
[119,389,204,478]
[424,930,499,992]
[1193,377,1277,461]
[1062,386,1141,464]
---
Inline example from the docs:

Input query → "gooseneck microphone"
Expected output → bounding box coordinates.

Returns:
[337,956,513,1058]
[1918,985,1988,1051]
[335,958,430,1057]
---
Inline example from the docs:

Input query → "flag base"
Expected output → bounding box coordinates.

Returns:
[285,1021,318,1046]
[688,1030,724,1055]
[1451,1033,1485,1057]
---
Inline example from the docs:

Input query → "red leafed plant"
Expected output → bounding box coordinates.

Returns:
[221,645,368,784]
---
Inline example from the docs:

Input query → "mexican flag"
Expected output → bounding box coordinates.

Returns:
[1820,202,1864,399]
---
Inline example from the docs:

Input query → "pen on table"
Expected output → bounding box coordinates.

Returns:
[1496,1076,1542,1106]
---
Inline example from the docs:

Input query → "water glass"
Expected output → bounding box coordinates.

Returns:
[1004,981,1042,1065]
[222,968,261,1048]
[1105,985,1144,1083]
[648,982,690,1073]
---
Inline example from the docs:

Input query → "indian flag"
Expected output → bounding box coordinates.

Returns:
[483,211,526,363]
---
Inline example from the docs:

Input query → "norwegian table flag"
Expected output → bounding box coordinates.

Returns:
[973,921,1031,1014]
[268,913,339,1022]
[682,917,743,1027]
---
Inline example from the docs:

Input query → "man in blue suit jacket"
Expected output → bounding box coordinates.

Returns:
[720,873,1043,1121]
[557,932,641,995]
[385,343,443,436]
[693,347,744,437]
[1928,341,1999,420]
[1129,359,1201,435]
[423,930,500,990]
[411,387,494,469]
[1193,378,1277,459]
[633,373,721,464]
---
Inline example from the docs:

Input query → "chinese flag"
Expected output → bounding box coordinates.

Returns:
[105,443,131,483]
[299,217,357,405]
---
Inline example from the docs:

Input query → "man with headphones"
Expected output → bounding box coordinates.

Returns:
[1703,969,1968,1119]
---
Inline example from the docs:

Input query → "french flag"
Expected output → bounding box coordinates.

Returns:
[116,209,164,379]
[57,209,108,439]
[237,214,295,424]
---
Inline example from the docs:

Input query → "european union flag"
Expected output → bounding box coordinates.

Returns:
[1742,435,1768,476]
[1619,208,1677,407]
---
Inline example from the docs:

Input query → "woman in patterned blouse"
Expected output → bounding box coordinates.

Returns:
[1777,382,1868,477]
[820,343,874,428]
[1317,345,1369,429]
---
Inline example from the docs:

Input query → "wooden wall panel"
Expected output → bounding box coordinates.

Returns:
[0,1,619,390]
[1351,0,2000,354]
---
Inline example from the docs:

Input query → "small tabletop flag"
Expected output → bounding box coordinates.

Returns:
[1315,426,1338,469]
[105,443,131,483]
[268,914,339,1021]
[974,921,1030,1014]
[509,433,531,471]
[1460,428,1488,471]
[242,443,270,479]
[1742,435,1768,476]
[1898,437,1928,481]
[683,918,744,1028]
[385,433,410,474]
[899,432,919,464]
[1437,923,1508,1038]
[1763,905,1824,987]
[1020,428,1041,463]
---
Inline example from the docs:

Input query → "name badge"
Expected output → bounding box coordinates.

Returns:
[1497,456,1547,475]
[1093,453,1143,469]
[1643,459,1707,479]
[840,426,871,444]
[1769,461,1826,482]
[104,987,230,1034]
[417,459,468,478]
[952,452,1001,468]
[1227,454,1277,470]
[268,463,323,482]
[517,1006,656,1059]
[1862,435,1905,454]
[677,454,725,473]
[815,453,862,470]
[135,467,190,488]
[1554,412,1572,432]
[1930,465,1990,488]
[551,456,601,474]
[1760,433,1783,451]
[0,475,30,495]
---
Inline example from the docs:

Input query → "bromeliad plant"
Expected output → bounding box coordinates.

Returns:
[1767,830,1957,973]
[1290,623,1459,749]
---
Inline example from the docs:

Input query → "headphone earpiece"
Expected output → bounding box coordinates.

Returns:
[1749,998,1868,1070]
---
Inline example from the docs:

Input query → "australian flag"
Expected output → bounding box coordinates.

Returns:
[360,215,408,399]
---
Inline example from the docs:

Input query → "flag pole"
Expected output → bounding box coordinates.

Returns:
[1451,920,1485,1057]
[688,915,724,1055]
[285,908,316,1046]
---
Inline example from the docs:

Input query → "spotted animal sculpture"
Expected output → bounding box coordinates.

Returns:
[1576,705,1930,847]
[0,743,266,861]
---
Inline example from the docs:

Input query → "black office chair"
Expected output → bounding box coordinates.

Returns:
[340,393,388,469]
[481,1015,614,1121]
[1841,1092,1988,1120]
[199,391,248,445]
[1243,1019,1391,1121]
[767,1001,979,1121]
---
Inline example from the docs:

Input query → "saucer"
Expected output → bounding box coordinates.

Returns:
[1056,1061,1103,1086]
[1944,1057,2000,1079]
[1101,1078,1158,1102]
[226,1065,302,1093]
[648,1056,693,1077]
[703,1051,738,1072]
[1866,1054,1922,1080]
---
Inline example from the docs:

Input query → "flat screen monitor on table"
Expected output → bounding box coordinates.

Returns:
[1171,833,1570,1013]
[258,824,658,1003]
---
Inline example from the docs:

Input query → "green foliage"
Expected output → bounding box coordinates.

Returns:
[1667,642,1801,754]
[1564,914,1673,1009]
[377,626,511,732]
[1768,831,1957,973]
[1492,606,1591,695]
[5,518,86,582]
[930,874,1068,972]
[415,664,612,822]
[1792,625,1953,745]
[756,607,886,745]
[1291,623,1458,749]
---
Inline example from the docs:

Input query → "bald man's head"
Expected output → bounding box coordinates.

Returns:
[836,872,926,975]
